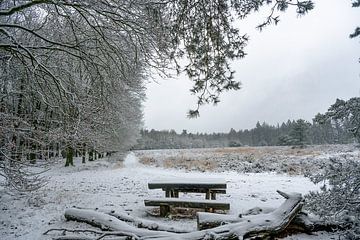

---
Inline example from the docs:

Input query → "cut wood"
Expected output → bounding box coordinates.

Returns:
[197,207,275,230]
[286,212,350,234]
[197,191,302,231]
[102,209,189,233]
[197,206,346,234]
[64,208,176,238]
[69,207,189,233]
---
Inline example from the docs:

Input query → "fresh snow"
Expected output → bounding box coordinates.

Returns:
[1,146,351,240]
[148,178,226,185]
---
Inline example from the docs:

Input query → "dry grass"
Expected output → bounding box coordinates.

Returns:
[163,156,218,172]
[215,146,321,157]
[135,144,358,175]
[139,156,157,165]
[282,148,321,156]
[215,147,262,154]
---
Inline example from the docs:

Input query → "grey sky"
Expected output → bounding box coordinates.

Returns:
[144,0,360,133]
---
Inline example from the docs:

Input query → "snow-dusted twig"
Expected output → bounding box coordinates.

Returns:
[44,228,138,239]
[0,149,48,193]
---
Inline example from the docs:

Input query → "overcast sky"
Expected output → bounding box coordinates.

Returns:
[144,0,360,133]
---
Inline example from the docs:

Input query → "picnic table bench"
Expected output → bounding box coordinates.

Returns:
[145,178,230,216]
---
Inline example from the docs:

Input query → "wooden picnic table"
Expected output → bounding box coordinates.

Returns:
[148,178,227,200]
[146,178,229,216]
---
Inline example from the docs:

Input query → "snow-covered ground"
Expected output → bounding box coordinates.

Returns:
[1,146,353,240]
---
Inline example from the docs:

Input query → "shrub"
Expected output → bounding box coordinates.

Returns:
[305,158,360,239]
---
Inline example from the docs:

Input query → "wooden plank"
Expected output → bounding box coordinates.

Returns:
[148,178,226,190]
[144,198,230,210]
[164,190,179,198]
[205,191,210,200]
[162,188,226,194]
[211,191,216,200]
[149,183,226,190]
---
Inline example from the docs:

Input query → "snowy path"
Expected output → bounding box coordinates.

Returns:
[123,152,140,168]
[0,153,336,240]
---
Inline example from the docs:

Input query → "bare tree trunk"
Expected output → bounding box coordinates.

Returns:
[10,136,17,164]
[65,146,74,167]
[49,143,54,159]
[88,149,94,161]
[29,142,37,164]
[82,143,86,164]
[55,143,60,158]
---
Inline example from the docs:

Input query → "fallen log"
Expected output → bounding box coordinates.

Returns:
[62,190,303,240]
[70,207,188,233]
[105,209,189,233]
[287,212,351,234]
[64,208,176,238]
[197,211,244,230]
[197,191,303,232]
[197,206,347,234]
[228,190,304,239]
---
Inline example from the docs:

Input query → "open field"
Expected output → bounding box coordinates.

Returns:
[135,144,360,175]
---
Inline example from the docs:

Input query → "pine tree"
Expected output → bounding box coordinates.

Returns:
[315,98,360,145]
[289,119,311,147]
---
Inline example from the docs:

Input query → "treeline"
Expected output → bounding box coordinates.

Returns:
[134,118,354,150]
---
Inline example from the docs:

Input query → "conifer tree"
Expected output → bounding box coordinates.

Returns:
[315,98,360,144]
[289,119,311,147]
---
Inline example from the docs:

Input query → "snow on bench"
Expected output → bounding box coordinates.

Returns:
[144,198,230,216]
[148,178,227,190]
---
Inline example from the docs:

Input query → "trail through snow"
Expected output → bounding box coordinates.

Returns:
[123,152,140,168]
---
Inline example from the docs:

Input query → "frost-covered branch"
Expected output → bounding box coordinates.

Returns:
[0,149,48,192]
[305,157,360,238]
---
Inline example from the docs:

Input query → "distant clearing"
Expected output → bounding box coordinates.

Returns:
[135,144,359,175]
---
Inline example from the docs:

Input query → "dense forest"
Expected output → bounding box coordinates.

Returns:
[134,116,355,150]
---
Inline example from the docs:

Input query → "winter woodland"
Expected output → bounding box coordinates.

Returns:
[1,0,360,240]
